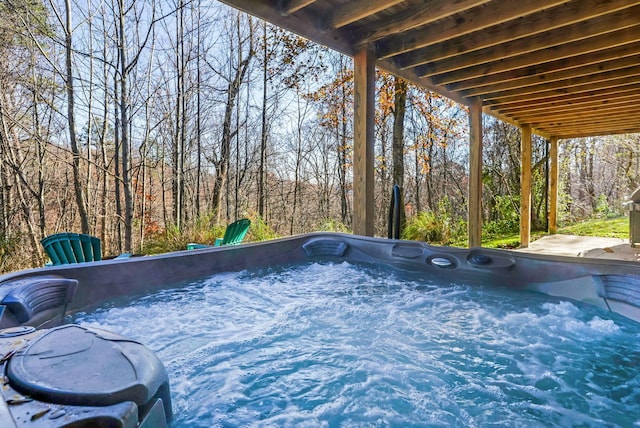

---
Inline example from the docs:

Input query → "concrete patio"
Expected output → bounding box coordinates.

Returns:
[514,234,640,262]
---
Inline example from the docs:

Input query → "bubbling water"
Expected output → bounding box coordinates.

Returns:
[74,262,640,427]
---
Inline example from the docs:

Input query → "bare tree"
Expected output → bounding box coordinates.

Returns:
[209,13,254,221]
[61,0,90,233]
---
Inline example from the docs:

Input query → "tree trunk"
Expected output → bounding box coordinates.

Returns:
[0,88,10,235]
[212,17,253,220]
[0,93,41,264]
[338,71,349,225]
[113,84,123,252]
[173,0,185,229]
[258,23,268,219]
[291,91,304,235]
[64,0,90,234]
[195,0,202,218]
[392,76,407,230]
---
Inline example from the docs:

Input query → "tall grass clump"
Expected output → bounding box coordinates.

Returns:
[142,212,279,255]
[318,218,352,233]
[403,211,461,244]
[244,212,279,242]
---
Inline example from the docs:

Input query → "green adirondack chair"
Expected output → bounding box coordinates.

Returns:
[41,233,102,265]
[187,218,251,250]
[41,232,131,265]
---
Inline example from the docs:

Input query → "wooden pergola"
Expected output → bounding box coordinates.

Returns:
[219,0,640,247]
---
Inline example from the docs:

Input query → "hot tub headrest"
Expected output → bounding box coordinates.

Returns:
[0,276,78,327]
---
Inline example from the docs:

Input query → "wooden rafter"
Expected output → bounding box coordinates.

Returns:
[332,0,405,29]
[417,10,640,78]
[377,0,568,59]
[281,0,317,16]
[538,116,640,128]
[430,25,640,84]
[357,0,491,45]
[515,102,639,123]
[449,41,640,91]
[460,55,640,97]
[493,85,640,112]
[484,71,640,103]
[395,0,640,69]
[562,128,640,139]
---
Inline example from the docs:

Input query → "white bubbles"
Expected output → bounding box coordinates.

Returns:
[539,301,622,340]
[587,316,621,334]
[74,262,640,427]
[543,300,581,317]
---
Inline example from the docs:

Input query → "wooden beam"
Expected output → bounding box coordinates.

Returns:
[560,128,640,139]
[540,115,640,126]
[332,0,405,29]
[483,93,640,137]
[353,45,376,236]
[488,80,640,114]
[520,125,532,248]
[448,42,640,91]
[480,107,551,140]
[536,117,640,131]
[376,59,471,107]
[417,8,640,77]
[460,55,640,97]
[468,97,483,247]
[496,93,640,117]
[429,25,640,84]
[538,122,640,138]
[535,123,640,138]
[516,102,639,123]
[378,0,566,59]
[539,122,640,137]
[281,0,317,16]
[480,66,640,102]
[395,0,640,69]
[493,85,640,113]
[543,126,640,136]
[538,116,640,132]
[218,0,355,55]
[549,137,558,234]
[356,0,491,44]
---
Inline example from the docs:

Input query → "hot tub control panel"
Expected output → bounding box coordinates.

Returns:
[0,324,172,427]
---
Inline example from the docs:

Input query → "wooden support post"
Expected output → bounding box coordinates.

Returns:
[520,124,532,247]
[549,136,559,234]
[468,97,483,247]
[353,45,376,236]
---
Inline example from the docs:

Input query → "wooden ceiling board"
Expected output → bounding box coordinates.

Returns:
[419,0,638,65]
[460,55,640,97]
[484,71,640,103]
[448,41,640,91]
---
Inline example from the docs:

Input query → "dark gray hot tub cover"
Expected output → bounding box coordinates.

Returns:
[7,324,168,408]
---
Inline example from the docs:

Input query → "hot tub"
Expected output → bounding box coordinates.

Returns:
[0,233,639,426]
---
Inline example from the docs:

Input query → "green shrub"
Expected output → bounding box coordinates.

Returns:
[593,194,622,218]
[402,196,467,244]
[142,212,281,255]
[403,211,448,243]
[0,233,26,273]
[484,219,519,236]
[143,216,225,255]
[245,213,279,241]
[317,218,352,233]
[486,195,520,235]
